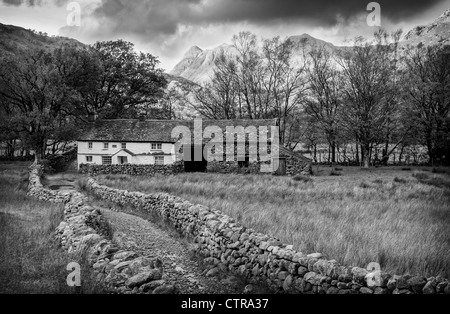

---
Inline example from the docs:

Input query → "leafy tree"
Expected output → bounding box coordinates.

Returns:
[0,40,169,162]
[64,40,168,121]
[0,49,77,162]
[403,44,450,165]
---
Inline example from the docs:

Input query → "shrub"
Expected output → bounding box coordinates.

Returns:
[394,177,408,184]
[432,167,450,175]
[402,167,412,171]
[76,178,89,192]
[293,175,312,183]
[413,173,429,181]
[359,181,370,189]
[330,170,342,176]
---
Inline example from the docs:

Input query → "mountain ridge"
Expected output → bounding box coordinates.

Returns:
[170,8,450,84]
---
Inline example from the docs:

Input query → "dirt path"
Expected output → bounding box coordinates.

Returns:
[43,173,244,294]
[96,206,244,294]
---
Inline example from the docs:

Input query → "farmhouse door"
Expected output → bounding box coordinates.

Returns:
[119,156,128,165]
[184,145,207,173]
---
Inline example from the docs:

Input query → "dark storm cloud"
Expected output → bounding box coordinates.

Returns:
[1,0,68,6]
[203,0,445,25]
[2,0,41,5]
[89,0,445,37]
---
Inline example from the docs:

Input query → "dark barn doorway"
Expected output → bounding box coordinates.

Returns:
[184,145,207,173]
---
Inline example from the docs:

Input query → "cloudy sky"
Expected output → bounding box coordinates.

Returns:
[0,0,449,70]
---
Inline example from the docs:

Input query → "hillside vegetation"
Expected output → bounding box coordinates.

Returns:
[0,162,102,293]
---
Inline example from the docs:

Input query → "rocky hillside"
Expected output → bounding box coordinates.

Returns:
[171,43,237,83]
[170,34,344,83]
[401,8,450,47]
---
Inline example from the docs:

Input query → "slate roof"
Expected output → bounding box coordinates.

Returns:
[111,149,136,157]
[78,119,278,143]
[275,145,312,162]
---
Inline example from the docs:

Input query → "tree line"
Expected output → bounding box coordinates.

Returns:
[0,31,448,167]
[181,31,450,167]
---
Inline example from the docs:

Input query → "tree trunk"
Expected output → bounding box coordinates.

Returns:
[355,143,360,164]
[33,139,45,165]
[362,143,371,168]
[313,144,317,163]
[328,145,331,164]
[427,141,435,166]
[360,145,365,167]
[34,151,42,164]
[6,139,14,158]
[331,141,336,164]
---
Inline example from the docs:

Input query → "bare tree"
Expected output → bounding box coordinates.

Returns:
[336,34,399,168]
[186,51,240,120]
[262,36,309,145]
[403,44,450,165]
[305,46,342,163]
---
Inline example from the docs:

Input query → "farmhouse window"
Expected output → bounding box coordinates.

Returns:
[102,156,112,165]
[86,156,93,162]
[112,145,117,148]
[88,142,93,149]
[152,143,162,150]
[155,156,164,165]
[104,142,109,149]
[121,143,127,149]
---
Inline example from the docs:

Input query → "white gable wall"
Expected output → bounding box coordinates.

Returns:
[77,141,176,169]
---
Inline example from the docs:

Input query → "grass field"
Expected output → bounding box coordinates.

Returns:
[0,162,102,293]
[96,166,450,278]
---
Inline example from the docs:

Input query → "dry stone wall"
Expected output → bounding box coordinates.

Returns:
[79,159,311,176]
[88,177,450,295]
[207,161,264,174]
[79,162,184,176]
[27,165,175,294]
[286,157,312,176]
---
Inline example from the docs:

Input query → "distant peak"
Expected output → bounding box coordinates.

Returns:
[184,45,203,58]
[290,33,314,39]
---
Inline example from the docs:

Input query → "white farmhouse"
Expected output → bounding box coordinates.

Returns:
[77,119,181,169]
